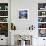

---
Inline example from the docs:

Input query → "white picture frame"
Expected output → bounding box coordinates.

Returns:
[18,9,29,20]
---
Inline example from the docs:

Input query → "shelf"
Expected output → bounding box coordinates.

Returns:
[38,15,46,17]
[38,22,46,23]
[0,16,8,17]
[38,10,46,11]
[38,37,46,38]
[38,3,46,37]
[0,3,8,37]
[38,28,46,29]
[0,22,8,23]
[0,10,8,11]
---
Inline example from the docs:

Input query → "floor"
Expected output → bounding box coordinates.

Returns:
[0,45,8,46]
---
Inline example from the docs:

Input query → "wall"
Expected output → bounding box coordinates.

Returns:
[11,0,38,30]
[11,0,46,46]
[11,0,46,30]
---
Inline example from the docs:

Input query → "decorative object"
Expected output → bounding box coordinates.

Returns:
[0,17,8,22]
[15,35,32,46]
[40,8,44,10]
[19,9,29,19]
[38,3,46,10]
[38,23,46,28]
[39,29,46,37]
[11,23,16,30]
[42,12,45,15]
[0,6,1,10]
[0,3,8,10]
[29,25,35,30]
[5,6,8,10]
[0,23,8,37]
[38,17,46,22]
[38,11,46,16]
[0,11,8,16]
[21,40,25,46]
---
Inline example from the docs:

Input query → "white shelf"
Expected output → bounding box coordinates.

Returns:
[38,16,46,17]
[0,22,8,23]
[0,16,8,17]
[0,10,8,11]
[38,28,46,29]
[38,10,46,11]
[38,22,46,23]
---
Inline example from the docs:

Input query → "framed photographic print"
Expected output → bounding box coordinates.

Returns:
[18,9,29,20]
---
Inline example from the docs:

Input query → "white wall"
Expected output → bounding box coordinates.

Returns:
[11,0,46,30]
[11,0,38,30]
[11,0,46,46]
[11,0,38,45]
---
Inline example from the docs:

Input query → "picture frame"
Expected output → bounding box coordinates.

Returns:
[18,9,29,20]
